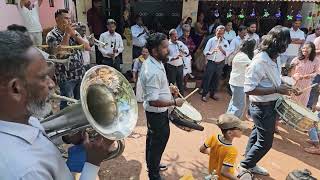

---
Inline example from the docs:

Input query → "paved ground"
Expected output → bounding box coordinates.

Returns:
[98,91,320,180]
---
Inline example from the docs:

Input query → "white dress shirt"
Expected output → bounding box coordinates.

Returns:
[140,56,172,113]
[98,31,124,58]
[17,0,42,33]
[167,40,189,67]
[285,28,305,57]
[0,117,99,180]
[306,33,317,43]
[131,24,148,47]
[229,36,246,54]
[224,30,236,43]
[203,36,230,62]
[244,51,282,102]
[245,33,260,48]
[229,52,251,87]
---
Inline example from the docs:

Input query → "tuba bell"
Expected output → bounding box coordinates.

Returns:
[42,65,138,161]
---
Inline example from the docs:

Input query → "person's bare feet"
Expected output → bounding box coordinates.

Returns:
[304,146,320,155]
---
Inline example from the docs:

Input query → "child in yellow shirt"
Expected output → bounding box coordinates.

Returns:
[200,114,245,180]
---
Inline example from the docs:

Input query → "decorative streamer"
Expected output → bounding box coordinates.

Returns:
[227,9,232,19]
[238,9,245,19]
[250,8,256,17]
[307,12,313,22]
[296,11,302,21]
[263,9,270,18]
[275,8,282,18]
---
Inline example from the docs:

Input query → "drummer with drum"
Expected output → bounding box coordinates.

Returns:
[239,26,300,176]
[140,33,185,180]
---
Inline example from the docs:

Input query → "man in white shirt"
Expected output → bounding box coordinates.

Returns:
[245,21,260,49]
[229,25,247,54]
[306,24,320,43]
[131,16,149,59]
[166,29,189,95]
[140,33,184,180]
[99,19,124,71]
[240,26,294,176]
[202,25,230,102]
[282,20,305,65]
[0,30,115,180]
[17,0,43,46]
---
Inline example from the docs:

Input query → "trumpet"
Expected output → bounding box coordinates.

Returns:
[211,37,221,61]
[38,44,85,51]
[87,34,107,48]
[43,65,138,161]
[111,40,117,61]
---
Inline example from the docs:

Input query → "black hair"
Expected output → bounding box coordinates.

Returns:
[298,42,316,62]
[247,21,257,27]
[240,39,256,60]
[258,25,291,59]
[221,127,241,135]
[7,24,28,33]
[186,17,192,22]
[55,9,69,18]
[0,31,34,84]
[145,33,167,56]
[238,25,247,32]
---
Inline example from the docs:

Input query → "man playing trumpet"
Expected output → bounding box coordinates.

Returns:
[46,9,91,110]
[98,19,124,71]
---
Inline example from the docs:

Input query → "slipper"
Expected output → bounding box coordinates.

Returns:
[304,147,320,155]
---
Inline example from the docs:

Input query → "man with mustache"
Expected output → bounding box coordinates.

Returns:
[140,33,185,180]
[0,31,115,180]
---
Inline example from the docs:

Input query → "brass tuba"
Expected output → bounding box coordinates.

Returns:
[42,65,138,161]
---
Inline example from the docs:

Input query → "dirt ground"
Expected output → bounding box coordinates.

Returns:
[99,91,320,180]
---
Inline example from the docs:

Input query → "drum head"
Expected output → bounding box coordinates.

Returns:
[283,97,318,121]
[175,102,202,122]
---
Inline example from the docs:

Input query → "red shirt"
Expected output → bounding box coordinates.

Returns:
[87,8,106,38]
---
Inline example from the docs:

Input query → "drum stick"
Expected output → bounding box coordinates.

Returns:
[184,88,199,100]
[298,83,318,94]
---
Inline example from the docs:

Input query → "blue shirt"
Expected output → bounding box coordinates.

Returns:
[0,117,99,180]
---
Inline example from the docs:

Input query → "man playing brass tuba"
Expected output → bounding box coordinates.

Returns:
[0,31,115,180]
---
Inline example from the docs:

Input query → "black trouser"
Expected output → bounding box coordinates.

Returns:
[202,60,224,97]
[95,45,103,65]
[101,56,121,72]
[145,111,170,180]
[132,45,143,59]
[165,64,184,95]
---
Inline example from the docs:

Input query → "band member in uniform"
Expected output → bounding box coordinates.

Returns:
[140,33,185,180]
[46,9,91,110]
[98,19,124,71]
[239,26,296,176]
[131,16,149,59]
[0,30,114,180]
[166,29,189,95]
[202,25,230,102]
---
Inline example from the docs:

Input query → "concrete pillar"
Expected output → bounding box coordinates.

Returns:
[301,2,318,29]
[182,0,199,25]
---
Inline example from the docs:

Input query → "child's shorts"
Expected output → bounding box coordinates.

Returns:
[309,127,320,143]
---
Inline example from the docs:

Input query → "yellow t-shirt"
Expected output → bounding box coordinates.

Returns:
[204,134,238,180]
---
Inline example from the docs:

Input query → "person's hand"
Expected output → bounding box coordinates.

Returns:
[276,84,293,95]
[303,74,312,79]
[64,23,77,37]
[218,46,224,52]
[169,84,179,96]
[292,87,302,96]
[175,98,185,107]
[83,132,116,166]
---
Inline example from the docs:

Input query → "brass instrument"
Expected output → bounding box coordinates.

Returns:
[38,44,85,51]
[42,65,138,161]
[211,37,221,61]
[87,34,107,48]
[111,40,117,61]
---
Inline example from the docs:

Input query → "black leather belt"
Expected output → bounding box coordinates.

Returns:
[251,101,276,106]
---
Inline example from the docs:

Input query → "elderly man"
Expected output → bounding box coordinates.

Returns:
[202,25,230,102]
[0,30,115,180]
[17,0,43,45]
[166,29,189,95]
[46,9,91,110]
[140,33,184,180]
[306,24,320,43]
